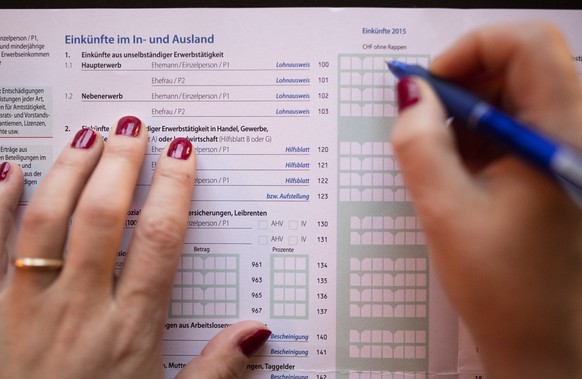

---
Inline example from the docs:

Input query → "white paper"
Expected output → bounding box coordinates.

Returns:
[1,8,581,379]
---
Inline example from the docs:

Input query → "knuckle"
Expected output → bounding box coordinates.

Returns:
[390,125,413,153]
[219,363,243,379]
[77,200,125,229]
[536,22,563,41]
[52,154,89,175]
[104,141,144,167]
[156,165,195,188]
[391,121,427,158]
[109,307,164,364]
[21,202,68,231]
[136,215,185,252]
[110,327,143,363]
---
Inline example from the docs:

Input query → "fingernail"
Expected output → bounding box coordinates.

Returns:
[239,329,271,357]
[396,77,421,112]
[115,116,142,137]
[71,128,97,149]
[167,137,193,160]
[0,162,10,182]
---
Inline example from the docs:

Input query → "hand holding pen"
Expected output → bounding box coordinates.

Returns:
[388,60,582,206]
[391,23,582,378]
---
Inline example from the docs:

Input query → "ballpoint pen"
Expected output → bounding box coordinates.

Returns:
[387,60,582,207]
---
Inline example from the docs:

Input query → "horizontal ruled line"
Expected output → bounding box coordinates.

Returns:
[81,99,309,103]
[151,115,310,118]
[186,227,253,230]
[162,354,294,358]
[135,169,310,175]
[0,136,53,139]
[193,184,309,187]
[143,153,310,156]
[183,242,253,245]
[192,200,310,203]
[195,169,310,171]
[150,84,310,87]
[82,68,310,72]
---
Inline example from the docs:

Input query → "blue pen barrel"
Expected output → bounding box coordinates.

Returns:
[478,109,558,174]
[429,76,480,123]
[426,72,559,176]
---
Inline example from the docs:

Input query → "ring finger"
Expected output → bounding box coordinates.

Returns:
[0,162,24,284]
[12,128,103,291]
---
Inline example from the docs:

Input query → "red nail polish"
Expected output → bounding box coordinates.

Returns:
[71,128,97,149]
[167,137,193,160]
[396,77,421,112]
[0,162,10,181]
[116,116,142,137]
[240,329,271,357]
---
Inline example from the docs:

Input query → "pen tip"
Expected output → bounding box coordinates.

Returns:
[386,60,407,78]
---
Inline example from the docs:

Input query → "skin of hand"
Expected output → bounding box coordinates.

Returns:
[0,162,23,287]
[392,23,582,378]
[0,118,270,379]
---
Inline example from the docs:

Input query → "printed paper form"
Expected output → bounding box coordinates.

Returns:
[1,8,581,379]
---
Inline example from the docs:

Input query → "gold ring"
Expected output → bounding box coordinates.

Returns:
[13,258,64,270]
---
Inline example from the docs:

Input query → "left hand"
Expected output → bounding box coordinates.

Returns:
[0,161,23,285]
[0,116,270,379]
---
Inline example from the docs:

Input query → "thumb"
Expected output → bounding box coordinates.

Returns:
[0,162,23,281]
[176,321,271,379]
[391,77,475,217]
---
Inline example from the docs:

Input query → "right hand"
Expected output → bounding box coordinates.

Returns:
[392,23,582,378]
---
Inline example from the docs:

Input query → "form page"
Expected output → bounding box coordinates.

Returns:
[1,8,581,379]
